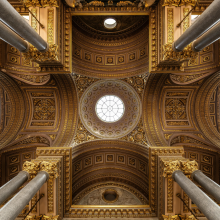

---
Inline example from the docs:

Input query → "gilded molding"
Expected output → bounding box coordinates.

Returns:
[183,8,190,32]
[23,0,41,7]
[47,9,54,45]
[116,1,135,6]
[31,8,38,32]
[162,160,181,177]
[23,0,58,7]
[41,0,59,7]
[88,0,104,6]
[23,44,59,63]
[162,215,179,220]
[167,8,174,44]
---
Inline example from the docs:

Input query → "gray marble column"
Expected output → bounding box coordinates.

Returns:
[0,21,29,52]
[0,171,49,220]
[0,171,29,205]
[172,170,220,220]
[172,0,220,52]
[192,22,220,52]
[0,0,48,52]
[192,170,220,203]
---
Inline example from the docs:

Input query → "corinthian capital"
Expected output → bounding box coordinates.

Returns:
[23,161,40,178]
[40,161,59,179]
[162,160,181,177]
[181,160,198,174]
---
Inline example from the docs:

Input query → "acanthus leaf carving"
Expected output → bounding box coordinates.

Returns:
[162,160,181,177]
[40,161,59,179]
[181,160,198,174]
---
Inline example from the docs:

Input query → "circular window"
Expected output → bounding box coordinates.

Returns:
[102,189,119,203]
[104,18,117,29]
[95,95,124,123]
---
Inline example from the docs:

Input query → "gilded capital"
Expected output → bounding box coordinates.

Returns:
[181,160,198,174]
[163,43,198,63]
[23,161,40,178]
[162,215,179,220]
[23,0,58,7]
[41,0,59,7]
[23,0,41,7]
[23,44,59,63]
[162,160,181,178]
[40,161,59,179]
[163,0,196,6]
[25,215,59,220]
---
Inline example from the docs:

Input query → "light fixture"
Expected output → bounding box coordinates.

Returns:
[104,18,117,29]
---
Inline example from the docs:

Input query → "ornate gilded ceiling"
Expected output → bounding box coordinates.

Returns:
[72,15,149,78]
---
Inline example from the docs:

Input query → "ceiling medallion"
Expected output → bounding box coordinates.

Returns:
[102,189,119,203]
[80,80,142,139]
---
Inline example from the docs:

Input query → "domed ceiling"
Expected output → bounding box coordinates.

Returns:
[72,15,149,78]
[80,79,142,139]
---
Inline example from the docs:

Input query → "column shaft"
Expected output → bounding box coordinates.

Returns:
[172,170,220,220]
[0,171,49,220]
[192,170,220,203]
[0,171,29,205]
[192,21,220,52]
[0,0,48,52]
[0,21,29,52]
[173,0,220,51]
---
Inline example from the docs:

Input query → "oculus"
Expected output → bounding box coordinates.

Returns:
[95,95,125,123]
[104,18,117,29]
[102,189,119,203]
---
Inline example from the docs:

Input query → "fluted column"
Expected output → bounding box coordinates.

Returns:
[192,170,220,203]
[0,171,49,220]
[192,22,220,52]
[172,0,220,52]
[0,171,29,206]
[0,21,29,52]
[172,170,220,220]
[0,0,48,52]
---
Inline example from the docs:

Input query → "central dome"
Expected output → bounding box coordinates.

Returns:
[80,80,142,139]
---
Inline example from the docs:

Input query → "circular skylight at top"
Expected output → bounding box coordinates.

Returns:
[95,95,124,122]
[104,18,117,29]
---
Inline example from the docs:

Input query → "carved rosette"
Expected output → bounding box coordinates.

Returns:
[181,160,198,174]
[163,43,198,63]
[162,160,181,177]
[23,161,40,178]
[40,161,59,179]
[23,44,59,63]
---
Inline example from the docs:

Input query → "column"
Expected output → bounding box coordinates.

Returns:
[0,171,29,205]
[0,21,29,52]
[0,171,49,220]
[192,22,220,52]
[172,170,220,219]
[0,0,48,52]
[172,0,220,51]
[192,170,220,203]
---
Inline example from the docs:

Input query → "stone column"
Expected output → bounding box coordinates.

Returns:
[172,170,220,219]
[0,171,29,205]
[172,0,220,52]
[192,170,220,203]
[0,171,49,220]
[192,22,220,52]
[0,21,29,52]
[0,0,48,52]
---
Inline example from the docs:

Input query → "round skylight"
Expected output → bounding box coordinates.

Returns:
[95,95,124,122]
[104,18,117,29]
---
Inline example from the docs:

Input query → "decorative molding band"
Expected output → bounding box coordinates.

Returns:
[163,0,196,7]
[162,215,196,220]
[25,215,59,220]
[23,0,58,7]
[167,8,174,44]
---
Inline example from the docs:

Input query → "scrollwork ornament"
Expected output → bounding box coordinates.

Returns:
[116,1,135,6]
[23,161,40,178]
[162,160,181,177]
[181,160,198,174]
[163,0,196,6]
[40,161,59,179]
